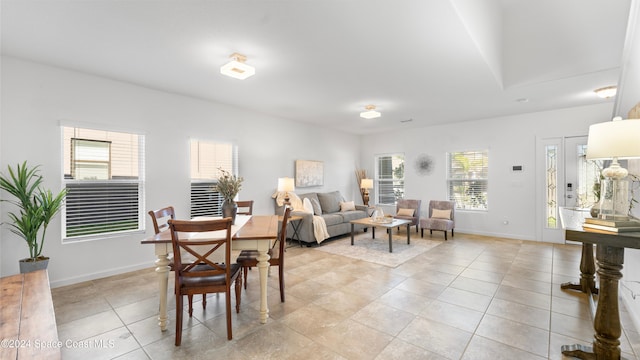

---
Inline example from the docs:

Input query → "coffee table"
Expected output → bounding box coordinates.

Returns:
[350,217,412,253]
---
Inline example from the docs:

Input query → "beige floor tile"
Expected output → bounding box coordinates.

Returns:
[48,232,640,359]
[60,327,140,360]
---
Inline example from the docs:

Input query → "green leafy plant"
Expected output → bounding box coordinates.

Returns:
[0,162,66,261]
[213,168,243,202]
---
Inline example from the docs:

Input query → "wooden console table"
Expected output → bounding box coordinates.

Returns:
[562,228,640,360]
[0,270,61,359]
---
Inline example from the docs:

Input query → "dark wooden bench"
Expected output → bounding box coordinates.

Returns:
[0,270,61,359]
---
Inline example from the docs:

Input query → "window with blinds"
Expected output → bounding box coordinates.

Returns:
[190,140,236,218]
[447,150,488,210]
[62,126,145,240]
[375,153,405,205]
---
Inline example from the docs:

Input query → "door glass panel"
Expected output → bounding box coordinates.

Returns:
[546,145,558,228]
[576,144,603,209]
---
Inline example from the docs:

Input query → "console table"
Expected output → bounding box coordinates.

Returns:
[561,228,640,360]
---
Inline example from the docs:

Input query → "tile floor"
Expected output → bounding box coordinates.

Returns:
[51,231,640,359]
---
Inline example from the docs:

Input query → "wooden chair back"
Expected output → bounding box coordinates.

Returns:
[236,200,254,215]
[148,206,175,234]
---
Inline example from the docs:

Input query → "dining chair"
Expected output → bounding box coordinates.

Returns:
[168,217,242,344]
[147,206,206,314]
[236,200,254,215]
[237,206,291,302]
[420,200,455,240]
[394,199,421,232]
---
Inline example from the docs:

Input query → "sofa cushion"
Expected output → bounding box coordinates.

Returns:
[310,198,322,215]
[432,208,451,219]
[322,213,344,226]
[317,191,342,213]
[339,201,356,212]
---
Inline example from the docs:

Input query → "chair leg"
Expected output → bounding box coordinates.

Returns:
[235,276,242,313]
[188,295,194,317]
[225,287,233,340]
[452,229,454,237]
[202,293,206,309]
[421,228,424,238]
[278,265,285,302]
[444,231,448,241]
[175,294,183,346]
[243,266,248,290]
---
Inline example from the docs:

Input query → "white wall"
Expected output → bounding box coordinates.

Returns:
[360,103,613,240]
[0,56,361,286]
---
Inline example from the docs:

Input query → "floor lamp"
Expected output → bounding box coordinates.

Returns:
[586,118,640,221]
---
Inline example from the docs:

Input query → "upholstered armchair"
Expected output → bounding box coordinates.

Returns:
[420,200,455,240]
[394,199,421,232]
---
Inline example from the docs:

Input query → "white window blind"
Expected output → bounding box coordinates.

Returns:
[375,153,405,205]
[190,140,236,218]
[447,150,488,210]
[62,126,145,240]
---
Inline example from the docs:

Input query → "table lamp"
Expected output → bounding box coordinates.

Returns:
[360,178,373,206]
[277,177,295,208]
[586,117,640,220]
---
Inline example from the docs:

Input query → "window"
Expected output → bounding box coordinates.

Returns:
[447,150,488,210]
[62,126,145,240]
[375,153,404,205]
[190,140,236,218]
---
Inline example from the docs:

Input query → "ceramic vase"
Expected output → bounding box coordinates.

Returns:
[222,200,237,224]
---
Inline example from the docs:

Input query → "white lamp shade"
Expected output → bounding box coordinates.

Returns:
[360,178,373,189]
[586,118,640,160]
[277,177,295,192]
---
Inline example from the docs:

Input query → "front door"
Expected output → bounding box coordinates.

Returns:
[536,136,601,243]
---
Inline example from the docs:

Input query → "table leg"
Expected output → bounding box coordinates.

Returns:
[154,249,171,331]
[561,243,598,294]
[388,227,393,253]
[372,227,376,239]
[351,223,355,246]
[561,245,624,360]
[406,224,410,245]
[256,249,271,324]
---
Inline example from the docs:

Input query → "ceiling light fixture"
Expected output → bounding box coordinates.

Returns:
[360,105,381,119]
[220,53,255,80]
[594,86,617,99]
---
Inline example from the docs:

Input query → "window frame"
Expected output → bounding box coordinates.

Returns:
[446,150,489,211]
[61,125,145,242]
[374,153,405,205]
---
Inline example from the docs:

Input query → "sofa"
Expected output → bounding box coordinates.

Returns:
[273,190,369,245]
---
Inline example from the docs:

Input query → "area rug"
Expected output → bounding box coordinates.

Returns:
[314,233,443,268]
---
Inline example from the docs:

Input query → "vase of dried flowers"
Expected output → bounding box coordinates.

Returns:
[214,168,243,224]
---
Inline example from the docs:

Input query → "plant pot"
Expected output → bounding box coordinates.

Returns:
[222,200,237,224]
[19,256,49,273]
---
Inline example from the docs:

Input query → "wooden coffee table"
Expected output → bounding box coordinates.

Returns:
[350,217,411,253]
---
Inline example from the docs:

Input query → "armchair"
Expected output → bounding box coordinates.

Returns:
[420,200,455,240]
[394,199,421,232]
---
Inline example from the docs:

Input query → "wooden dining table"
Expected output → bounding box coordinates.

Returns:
[141,214,279,330]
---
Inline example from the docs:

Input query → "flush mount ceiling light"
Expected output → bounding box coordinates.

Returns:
[594,86,617,99]
[360,105,381,119]
[220,53,255,80]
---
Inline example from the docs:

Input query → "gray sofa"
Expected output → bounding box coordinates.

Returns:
[274,190,369,245]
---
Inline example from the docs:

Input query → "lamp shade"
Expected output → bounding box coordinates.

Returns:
[360,178,373,189]
[586,118,640,160]
[277,177,295,192]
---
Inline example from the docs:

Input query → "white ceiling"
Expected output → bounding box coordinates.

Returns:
[0,0,632,134]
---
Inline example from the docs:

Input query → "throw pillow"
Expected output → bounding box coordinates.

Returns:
[431,208,451,219]
[339,201,356,212]
[317,191,342,213]
[310,198,322,215]
[397,208,415,217]
[302,198,314,214]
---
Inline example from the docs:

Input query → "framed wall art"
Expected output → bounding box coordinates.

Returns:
[295,160,324,187]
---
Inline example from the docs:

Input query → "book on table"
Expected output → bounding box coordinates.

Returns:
[584,217,640,228]
[582,222,640,233]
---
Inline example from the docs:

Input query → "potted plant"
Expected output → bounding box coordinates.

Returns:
[0,162,66,273]
[213,168,243,224]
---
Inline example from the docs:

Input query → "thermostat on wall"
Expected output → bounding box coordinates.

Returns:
[512,165,523,171]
